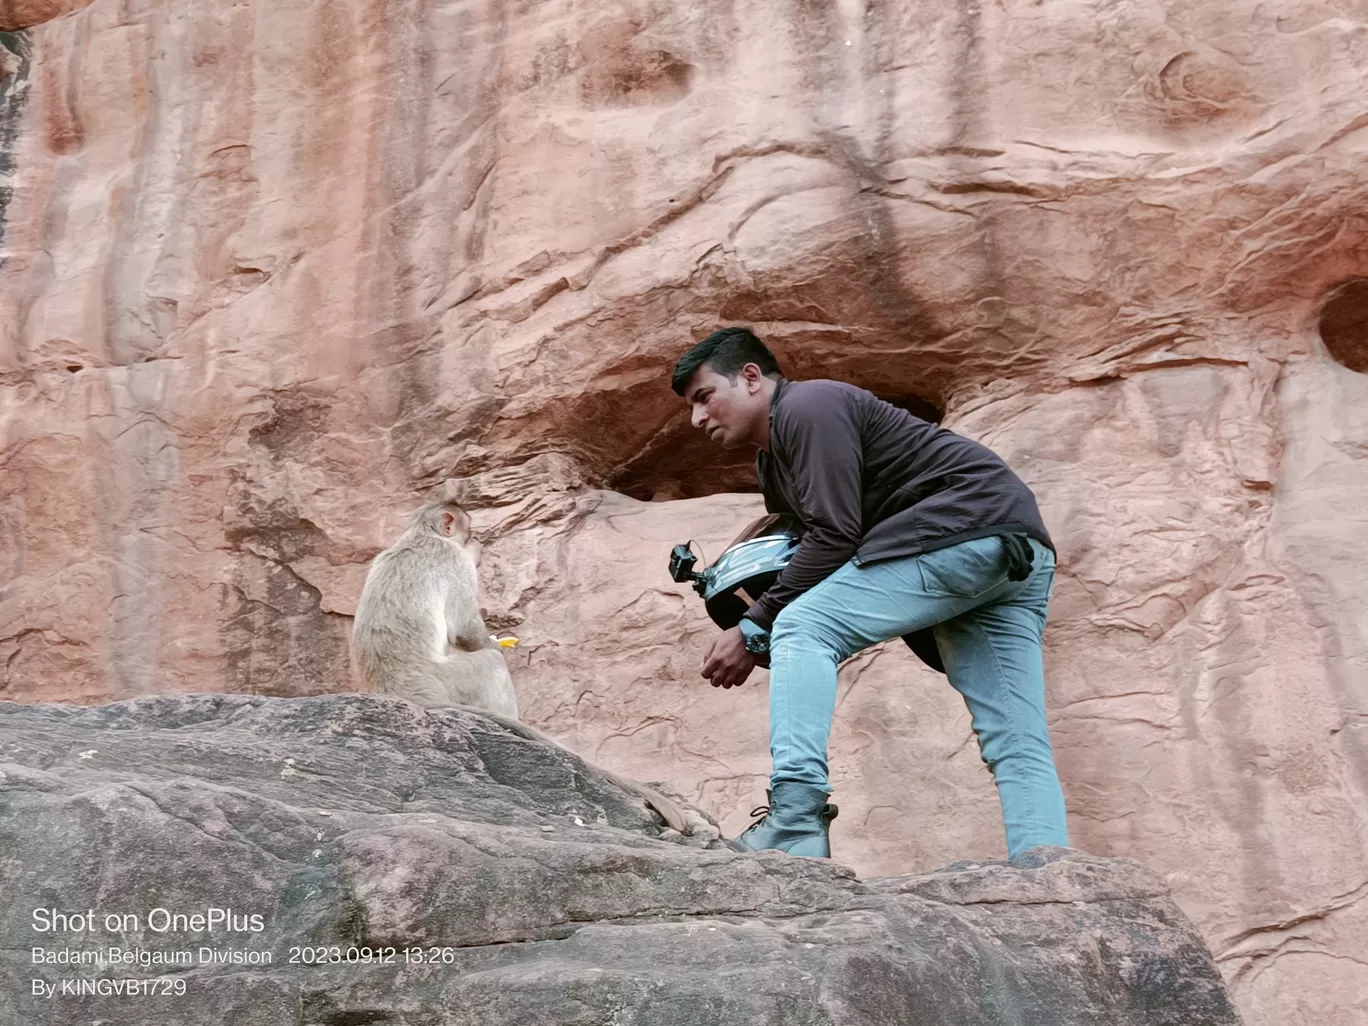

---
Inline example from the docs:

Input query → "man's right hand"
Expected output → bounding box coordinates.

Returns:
[701,626,756,690]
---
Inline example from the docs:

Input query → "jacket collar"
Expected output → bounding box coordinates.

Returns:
[770,375,789,409]
[761,376,788,455]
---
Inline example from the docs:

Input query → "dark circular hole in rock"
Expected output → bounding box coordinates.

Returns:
[1319,278,1368,373]
[608,389,944,502]
[579,48,693,109]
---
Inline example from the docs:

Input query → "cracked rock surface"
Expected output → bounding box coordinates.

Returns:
[1,693,1241,1026]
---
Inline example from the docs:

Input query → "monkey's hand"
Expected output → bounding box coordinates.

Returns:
[701,626,756,690]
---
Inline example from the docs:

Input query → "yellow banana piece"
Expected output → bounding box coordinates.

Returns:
[497,636,520,649]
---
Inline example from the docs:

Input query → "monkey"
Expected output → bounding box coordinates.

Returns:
[351,500,517,716]
[350,499,689,834]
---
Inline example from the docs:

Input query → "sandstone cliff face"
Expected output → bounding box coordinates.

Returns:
[1,4,1366,1025]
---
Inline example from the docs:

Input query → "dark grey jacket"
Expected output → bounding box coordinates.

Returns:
[742,378,1054,648]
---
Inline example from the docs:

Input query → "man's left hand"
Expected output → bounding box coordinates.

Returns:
[701,626,756,690]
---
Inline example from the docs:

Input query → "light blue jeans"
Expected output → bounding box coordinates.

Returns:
[768,535,1068,859]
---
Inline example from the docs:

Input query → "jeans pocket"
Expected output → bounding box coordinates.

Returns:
[917,536,1009,599]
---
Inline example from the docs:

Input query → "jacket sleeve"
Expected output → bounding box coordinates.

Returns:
[744,387,864,631]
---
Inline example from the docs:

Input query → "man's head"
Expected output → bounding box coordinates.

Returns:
[671,327,784,449]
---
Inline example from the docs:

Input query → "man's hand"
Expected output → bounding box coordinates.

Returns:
[701,626,756,690]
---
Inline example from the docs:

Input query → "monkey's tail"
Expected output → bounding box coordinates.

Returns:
[445,706,690,833]
[575,764,690,835]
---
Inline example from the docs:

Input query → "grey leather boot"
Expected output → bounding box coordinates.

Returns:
[731,782,839,857]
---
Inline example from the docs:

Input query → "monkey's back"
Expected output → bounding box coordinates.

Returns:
[350,533,464,689]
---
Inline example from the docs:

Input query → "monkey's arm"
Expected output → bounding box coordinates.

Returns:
[444,577,497,653]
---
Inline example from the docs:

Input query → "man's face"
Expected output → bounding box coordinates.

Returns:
[684,364,763,449]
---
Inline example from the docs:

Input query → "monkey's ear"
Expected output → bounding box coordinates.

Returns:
[440,511,458,536]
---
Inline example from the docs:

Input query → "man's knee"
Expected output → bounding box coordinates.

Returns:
[772,603,847,658]
[771,604,808,642]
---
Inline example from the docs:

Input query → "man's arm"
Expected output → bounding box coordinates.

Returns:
[743,385,865,631]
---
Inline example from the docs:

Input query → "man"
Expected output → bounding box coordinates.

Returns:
[671,326,1069,861]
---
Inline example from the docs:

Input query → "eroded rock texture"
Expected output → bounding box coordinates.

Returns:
[1,3,1366,1025]
[0,694,1242,1026]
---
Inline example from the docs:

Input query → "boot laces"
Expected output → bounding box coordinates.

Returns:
[747,804,770,829]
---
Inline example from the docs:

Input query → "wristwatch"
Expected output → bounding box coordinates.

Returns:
[738,618,770,656]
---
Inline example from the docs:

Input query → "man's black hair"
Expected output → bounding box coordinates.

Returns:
[670,326,784,396]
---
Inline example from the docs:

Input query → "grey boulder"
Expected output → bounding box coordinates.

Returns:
[0,694,1242,1025]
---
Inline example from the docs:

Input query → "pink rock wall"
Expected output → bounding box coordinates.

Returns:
[2,2,1367,1023]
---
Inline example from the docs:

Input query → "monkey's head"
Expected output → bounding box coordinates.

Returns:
[410,501,479,562]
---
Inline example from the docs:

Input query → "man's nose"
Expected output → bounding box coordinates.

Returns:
[691,406,707,429]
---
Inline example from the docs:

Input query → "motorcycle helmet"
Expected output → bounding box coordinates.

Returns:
[669,514,804,631]
[669,513,947,674]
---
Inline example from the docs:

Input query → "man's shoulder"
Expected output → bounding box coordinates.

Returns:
[780,378,866,400]
[775,378,869,414]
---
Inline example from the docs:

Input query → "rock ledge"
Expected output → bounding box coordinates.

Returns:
[1,694,1242,1025]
